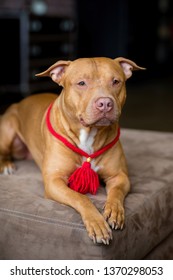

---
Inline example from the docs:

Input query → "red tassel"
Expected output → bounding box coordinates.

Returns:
[68,159,99,195]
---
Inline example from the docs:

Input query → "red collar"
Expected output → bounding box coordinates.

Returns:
[46,103,120,160]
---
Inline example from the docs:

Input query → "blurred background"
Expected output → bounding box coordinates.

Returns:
[0,0,173,132]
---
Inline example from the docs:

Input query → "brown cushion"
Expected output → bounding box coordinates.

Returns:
[0,129,173,259]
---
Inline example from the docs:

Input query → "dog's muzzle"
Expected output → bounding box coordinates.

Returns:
[80,99,120,127]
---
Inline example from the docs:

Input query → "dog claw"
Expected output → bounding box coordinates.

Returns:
[101,238,107,245]
[110,221,119,230]
[0,163,16,175]
[106,238,110,245]
[110,222,124,231]
[102,238,110,245]
[111,222,115,229]
[92,235,96,244]
[109,231,113,240]
[91,235,111,245]
[115,224,119,230]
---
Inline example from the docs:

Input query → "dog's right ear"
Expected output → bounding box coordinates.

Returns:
[35,60,71,85]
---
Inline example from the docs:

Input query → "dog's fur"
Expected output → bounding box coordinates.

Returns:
[0,57,144,244]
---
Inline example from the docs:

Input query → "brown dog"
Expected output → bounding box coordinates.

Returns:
[0,57,144,244]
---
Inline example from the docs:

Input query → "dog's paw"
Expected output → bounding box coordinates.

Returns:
[83,212,112,245]
[0,160,16,175]
[103,201,125,230]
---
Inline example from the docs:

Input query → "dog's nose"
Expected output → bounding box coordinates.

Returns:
[95,98,114,112]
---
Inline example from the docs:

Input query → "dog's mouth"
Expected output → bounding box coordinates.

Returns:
[79,115,117,127]
[79,100,120,127]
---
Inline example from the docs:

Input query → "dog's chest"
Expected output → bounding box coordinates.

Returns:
[78,128,100,171]
[78,128,97,154]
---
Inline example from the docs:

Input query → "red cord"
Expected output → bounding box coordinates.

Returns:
[46,103,120,159]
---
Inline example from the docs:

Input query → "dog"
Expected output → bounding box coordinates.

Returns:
[0,57,144,244]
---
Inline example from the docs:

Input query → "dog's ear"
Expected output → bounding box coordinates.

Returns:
[114,57,146,80]
[35,60,71,85]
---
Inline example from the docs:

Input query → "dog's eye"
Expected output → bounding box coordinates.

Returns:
[112,79,119,86]
[77,81,86,86]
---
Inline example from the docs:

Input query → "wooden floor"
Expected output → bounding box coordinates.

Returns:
[120,77,173,133]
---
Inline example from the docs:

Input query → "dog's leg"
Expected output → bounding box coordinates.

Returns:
[0,119,12,174]
[103,171,130,230]
[0,107,22,174]
[44,174,112,244]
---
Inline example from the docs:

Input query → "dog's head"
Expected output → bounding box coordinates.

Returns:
[36,57,145,127]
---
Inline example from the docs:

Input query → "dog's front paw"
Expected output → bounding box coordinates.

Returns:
[103,201,125,230]
[83,212,112,245]
[0,160,16,175]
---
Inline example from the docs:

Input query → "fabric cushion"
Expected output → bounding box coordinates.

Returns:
[0,128,173,259]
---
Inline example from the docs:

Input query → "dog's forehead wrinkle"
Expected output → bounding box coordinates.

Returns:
[91,57,99,70]
[90,58,106,86]
[69,58,118,87]
[70,58,104,81]
[90,60,120,86]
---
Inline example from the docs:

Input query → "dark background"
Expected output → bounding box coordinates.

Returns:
[76,0,173,132]
[77,0,173,80]
[0,0,173,131]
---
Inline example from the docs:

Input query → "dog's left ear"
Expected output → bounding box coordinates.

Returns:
[36,60,71,85]
[114,57,146,80]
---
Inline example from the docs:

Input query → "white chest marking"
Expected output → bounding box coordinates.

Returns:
[78,128,100,172]
[78,128,97,154]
